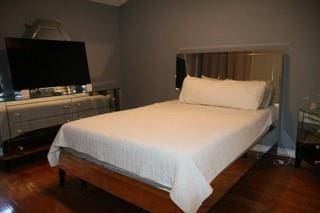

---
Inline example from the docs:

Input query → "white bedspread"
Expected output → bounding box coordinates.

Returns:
[48,101,272,212]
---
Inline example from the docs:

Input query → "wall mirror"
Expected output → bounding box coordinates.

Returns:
[176,51,283,104]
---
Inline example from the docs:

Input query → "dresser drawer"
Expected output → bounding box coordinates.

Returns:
[9,114,73,138]
[7,99,72,124]
[72,95,109,112]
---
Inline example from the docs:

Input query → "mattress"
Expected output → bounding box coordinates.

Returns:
[48,100,273,212]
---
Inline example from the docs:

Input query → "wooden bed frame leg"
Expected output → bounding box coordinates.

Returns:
[59,168,66,186]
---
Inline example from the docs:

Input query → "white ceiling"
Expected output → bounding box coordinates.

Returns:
[89,0,128,7]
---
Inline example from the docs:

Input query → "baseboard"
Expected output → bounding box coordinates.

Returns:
[251,144,272,153]
[277,148,295,158]
[251,144,295,158]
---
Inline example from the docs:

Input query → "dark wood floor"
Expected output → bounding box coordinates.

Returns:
[0,154,319,213]
[212,157,320,213]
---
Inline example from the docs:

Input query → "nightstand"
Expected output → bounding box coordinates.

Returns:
[295,109,320,168]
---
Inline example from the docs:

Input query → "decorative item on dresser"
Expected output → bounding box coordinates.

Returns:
[295,109,320,167]
[0,89,119,171]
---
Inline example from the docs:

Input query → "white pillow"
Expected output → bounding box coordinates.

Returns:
[179,76,266,110]
[225,79,274,108]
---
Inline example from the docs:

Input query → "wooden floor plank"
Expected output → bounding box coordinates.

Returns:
[0,153,319,213]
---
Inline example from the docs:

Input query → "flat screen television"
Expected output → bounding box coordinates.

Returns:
[4,37,91,90]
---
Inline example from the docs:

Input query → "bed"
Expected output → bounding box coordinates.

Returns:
[48,100,273,211]
[48,51,283,212]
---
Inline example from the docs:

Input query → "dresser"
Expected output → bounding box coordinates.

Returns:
[0,92,116,170]
[295,109,320,168]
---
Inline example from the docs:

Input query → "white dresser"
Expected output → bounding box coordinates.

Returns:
[0,93,112,168]
[4,93,110,139]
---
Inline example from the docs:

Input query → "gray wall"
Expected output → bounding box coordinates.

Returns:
[0,0,121,91]
[1,0,319,151]
[120,0,320,150]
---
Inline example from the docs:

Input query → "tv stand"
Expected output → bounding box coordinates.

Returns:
[0,90,119,171]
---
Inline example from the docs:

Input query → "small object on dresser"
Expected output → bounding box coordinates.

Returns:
[21,89,30,99]
[85,84,92,93]
[295,109,320,168]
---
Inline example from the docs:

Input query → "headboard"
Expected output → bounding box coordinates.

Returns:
[176,51,283,104]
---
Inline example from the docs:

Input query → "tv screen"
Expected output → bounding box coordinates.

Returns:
[5,38,91,90]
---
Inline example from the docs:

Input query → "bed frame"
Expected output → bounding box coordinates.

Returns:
[57,142,266,212]
[57,50,283,212]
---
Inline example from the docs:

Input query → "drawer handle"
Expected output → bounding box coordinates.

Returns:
[17,129,22,133]
[17,145,24,151]
[77,103,81,106]
[64,105,69,109]
[316,145,320,149]
[315,160,320,165]
[15,112,21,116]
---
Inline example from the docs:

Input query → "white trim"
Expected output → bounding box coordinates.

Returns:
[277,148,296,158]
[251,144,296,158]
[178,42,290,54]
[251,144,272,153]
